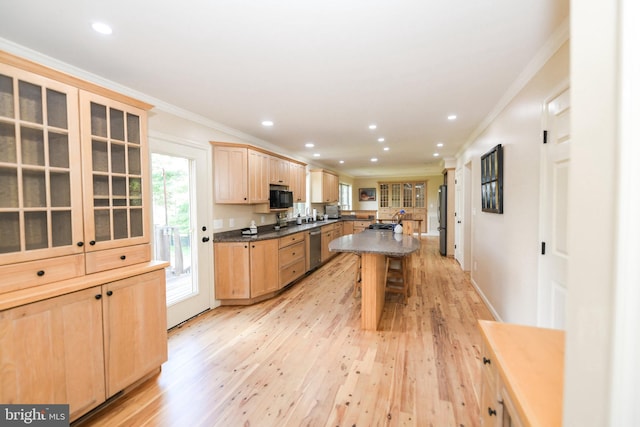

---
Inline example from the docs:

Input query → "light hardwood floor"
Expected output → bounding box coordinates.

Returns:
[76,236,494,426]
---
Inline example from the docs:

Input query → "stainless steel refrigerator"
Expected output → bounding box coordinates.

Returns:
[438,185,447,256]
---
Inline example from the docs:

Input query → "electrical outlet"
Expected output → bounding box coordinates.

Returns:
[260,216,265,224]
[229,218,235,227]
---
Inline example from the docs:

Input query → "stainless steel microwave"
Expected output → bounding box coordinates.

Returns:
[270,190,293,209]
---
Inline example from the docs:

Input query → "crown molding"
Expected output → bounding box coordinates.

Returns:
[455,17,570,159]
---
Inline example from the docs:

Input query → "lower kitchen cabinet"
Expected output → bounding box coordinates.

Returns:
[0,269,167,422]
[103,269,168,396]
[279,232,306,287]
[478,320,564,427]
[320,224,336,262]
[214,240,279,300]
[249,240,279,297]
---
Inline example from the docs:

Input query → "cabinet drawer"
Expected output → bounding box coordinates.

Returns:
[279,232,306,248]
[481,342,498,387]
[279,258,305,287]
[0,254,85,294]
[85,244,151,274]
[353,220,372,229]
[279,241,305,267]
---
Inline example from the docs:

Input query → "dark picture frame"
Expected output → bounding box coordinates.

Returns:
[358,188,376,201]
[481,144,503,214]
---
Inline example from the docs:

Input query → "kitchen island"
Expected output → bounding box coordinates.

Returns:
[329,230,421,330]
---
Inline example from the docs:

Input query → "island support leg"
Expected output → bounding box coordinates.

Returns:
[360,253,387,330]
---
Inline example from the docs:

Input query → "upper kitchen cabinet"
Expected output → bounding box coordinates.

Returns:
[269,155,290,186]
[310,169,338,203]
[213,144,248,204]
[248,148,269,204]
[289,161,306,203]
[212,142,306,207]
[0,53,154,292]
[0,62,84,271]
[80,91,150,253]
[379,181,427,233]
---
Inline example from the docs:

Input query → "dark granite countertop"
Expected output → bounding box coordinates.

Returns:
[328,229,421,257]
[212,219,341,243]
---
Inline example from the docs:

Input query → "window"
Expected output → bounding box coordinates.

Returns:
[339,183,352,210]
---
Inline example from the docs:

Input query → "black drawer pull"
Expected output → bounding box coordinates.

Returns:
[106,290,113,296]
[95,294,102,300]
[77,241,84,247]
[483,357,491,365]
[37,270,45,277]
[89,240,96,246]
[488,407,497,416]
[120,255,126,260]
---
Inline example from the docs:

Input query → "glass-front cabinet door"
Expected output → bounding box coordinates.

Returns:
[0,63,83,265]
[80,91,149,252]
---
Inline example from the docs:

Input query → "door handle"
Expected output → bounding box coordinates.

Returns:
[202,236,210,243]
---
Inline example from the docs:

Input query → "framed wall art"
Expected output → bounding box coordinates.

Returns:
[481,144,503,214]
[358,188,376,201]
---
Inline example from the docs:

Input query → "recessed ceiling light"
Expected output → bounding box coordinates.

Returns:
[339,160,344,164]
[436,142,444,148]
[261,120,274,127]
[92,22,113,35]
[313,153,320,157]
[378,137,385,142]
[447,115,457,121]
[371,157,378,162]
[305,142,314,148]
[369,124,377,130]
[383,147,390,151]
[433,153,440,157]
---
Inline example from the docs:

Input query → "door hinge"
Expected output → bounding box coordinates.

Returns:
[541,241,546,255]
[543,130,548,144]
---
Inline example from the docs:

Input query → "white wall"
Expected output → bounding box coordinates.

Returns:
[457,41,570,324]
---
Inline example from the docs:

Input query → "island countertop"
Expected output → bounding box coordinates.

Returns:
[328,229,421,257]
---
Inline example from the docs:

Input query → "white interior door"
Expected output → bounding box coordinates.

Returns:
[538,86,571,329]
[150,139,212,329]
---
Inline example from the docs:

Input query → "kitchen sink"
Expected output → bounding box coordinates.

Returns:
[368,223,395,230]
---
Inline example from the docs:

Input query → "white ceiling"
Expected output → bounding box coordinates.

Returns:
[0,0,569,178]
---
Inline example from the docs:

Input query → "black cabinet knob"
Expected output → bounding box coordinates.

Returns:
[89,240,96,246]
[77,241,84,247]
[488,407,497,417]
[120,255,126,260]
[483,357,491,365]
[106,290,113,296]
[37,270,45,277]
[202,236,210,243]
[95,294,102,300]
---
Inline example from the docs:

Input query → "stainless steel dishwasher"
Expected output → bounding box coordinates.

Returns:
[309,229,322,270]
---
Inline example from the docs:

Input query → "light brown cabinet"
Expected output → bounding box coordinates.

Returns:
[0,52,166,422]
[310,169,339,203]
[289,161,307,203]
[214,240,279,300]
[320,224,337,262]
[379,181,427,233]
[248,149,270,204]
[353,220,373,233]
[0,270,167,422]
[342,221,354,235]
[213,145,248,204]
[478,320,564,427]
[278,232,306,287]
[269,155,290,185]
[0,60,152,285]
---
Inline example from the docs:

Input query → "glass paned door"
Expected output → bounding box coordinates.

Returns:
[151,142,210,328]
[0,65,82,264]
